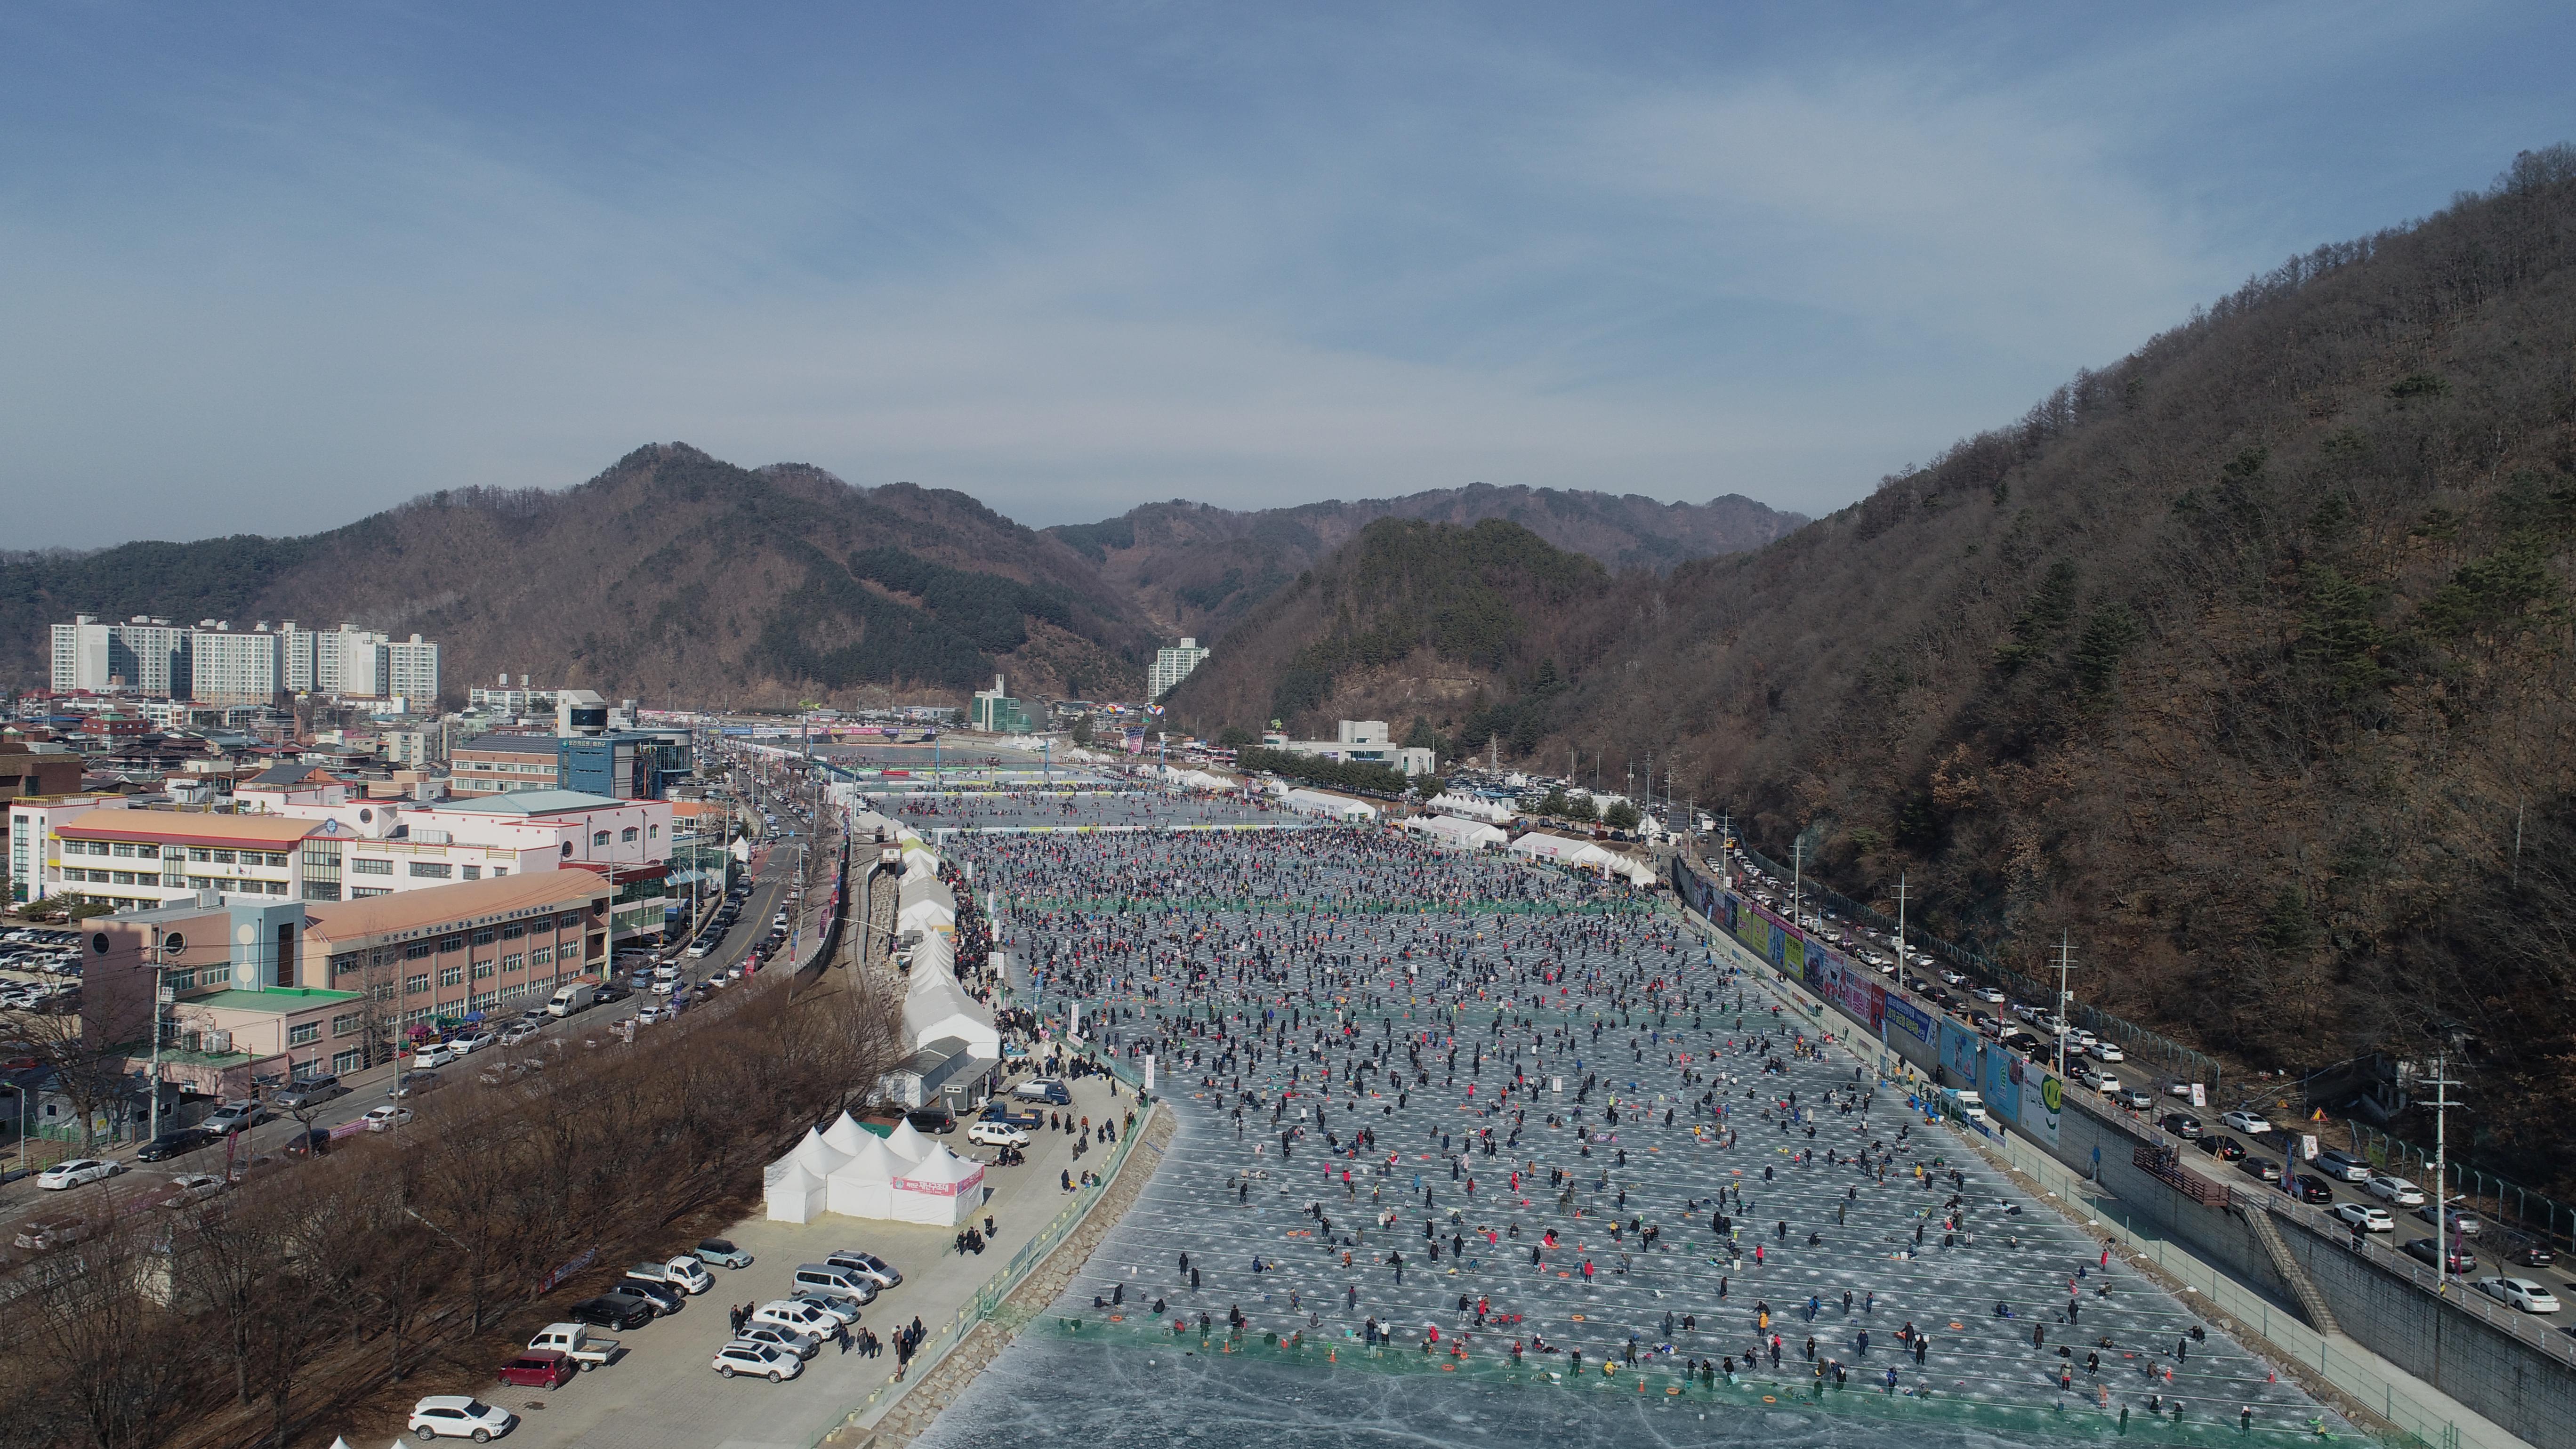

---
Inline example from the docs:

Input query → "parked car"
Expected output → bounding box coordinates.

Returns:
[498,1021,542,1047]
[2198,1134,2246,1161]
[710,1341,801,1381]
[2416,1203,2481,1236]
[2158,1113,2203,1141]
[2367,1174,2427,1207]
[14,1217,92,1250]
[411,1042,462,1070]
[2332,1202,2395,1233]
[36,1159,122,1191]
[136,1127,217,1161]
[615,1276,686,1314]
[2513,1242,2555,1268]
[272,1074,347,1110]
[2292,1174,2337,1203]
[450,1029,498,1055]
[160,1172,230,1208]
[389,1071,445,1099]
[567,1294,656,1331]
[2314,1148,2373,1183]
[2239,1157,2285,1184]
[407,1395,516,1441]
[363,1105,414,1132]
[797,1292,868,1327]
[822,1248,902,1288]
[2117,1087,2155,1110]
[904,1108,957,1135]
[496,1350,577,1390]
[967,1120,1030,1147]
[527,1322,617,1369]
[2401,1238,2477,1274]
[2476,1276,2562,1314]
[2219,1110,2273,1136]
[733,1322,820,1360]
[636,1003,671,1025]
[201,1101,269,1134]
[2088,1041,2125,1063]
[628,1256,715,1295]
[1971,986,2006,1004]
[695,1237,754,1269]
[752,1298,841,1336]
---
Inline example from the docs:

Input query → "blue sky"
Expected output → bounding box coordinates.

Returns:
[3,1,2565,547]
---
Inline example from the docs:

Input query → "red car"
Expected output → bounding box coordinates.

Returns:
[497,1349,575,1389]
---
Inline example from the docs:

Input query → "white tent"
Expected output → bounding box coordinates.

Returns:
[903,963,1000,1057]
[1426,791,1514,824]
[897,874,957,934]
[764,1159,826,1224]
[889,1145,986,1226]
[820,1110,876,1155]
[882,1117,931,1164]
[1507,831,1612,867]
[1402,815,1506,850]
[825,1133,901,1218]
[1282,788,1377,820]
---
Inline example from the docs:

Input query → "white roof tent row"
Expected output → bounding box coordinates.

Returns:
[765,1111,986,1226]
[1280,788,1378,820]
[1505,830,1660,884]
[1401,814,1507,850]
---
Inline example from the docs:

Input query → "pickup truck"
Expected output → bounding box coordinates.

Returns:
[527,1321,618,1370]
[628,1255,713,1295]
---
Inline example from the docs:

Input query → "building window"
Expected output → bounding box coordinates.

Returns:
[304,881,343,902]
[265,880,286,896]
[501,953,523,972]
[287,1022,319,1046]
[137,844,160,860]
[188,847,210,862]
[350,858,393,876]
[402,941,432,960]
[500,924,524,940]
[437,965,462,987]
[468,990,497,1012]
[112,842,136,858]
[529,945,552,967]
[330,1012,363,1036]
[437,935,462,953]
[620,827,638,843]
[330,953,363,978]
[461,865,481,881]
[409,861,452,879]
[471,959,494,979]
[471,930,494,947]
[266,853,289,868]
[404,973,430,995]
[111,871,136,886]
[591,830,611,846]
[649,824,660,839]
[166,969,196,990]
[331,1047,364,1075]
[212,850,235,864]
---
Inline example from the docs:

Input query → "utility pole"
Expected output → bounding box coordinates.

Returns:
[145,925,179,1143]
[1892,874,1911,984]
[1791,838,1806,930]
[2051,934,2077,1080]
[2425,1052,2462,1293]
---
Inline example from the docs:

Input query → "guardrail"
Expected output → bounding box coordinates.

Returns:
[808,1078,1161,1447]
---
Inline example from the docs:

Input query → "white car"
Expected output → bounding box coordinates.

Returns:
[636,1003,671,1025]
[451,1029,499,1055]
[2086,1041,2125,1063]
[752,1298,840,1337]
[36,1159,122,1191]
[1939,969,1967,986]
[2333,1202,2395,1233]
[2072,1063,2104,1088]
[498,1021,542,1047]
[2476,1276,2561,1314]
[966,1120,1030,1147]
[2219,1110,2273,1136]
[160,1172,229,1208]
[408,1395,517,1440]
[1972,987,2006,1004]
[2092,1073,2124,1097]
[362,1105,414,1132]
[2367,1175,2426,1207]
[712,1340,803,1381]
[412,1042,462,1069]
[733,1322,820,1359]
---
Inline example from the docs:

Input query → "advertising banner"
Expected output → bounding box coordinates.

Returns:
[1981,1047,2022,1126]
[1884,995,1934,1045]
[2029,1069,2063,1150]
[1940,1020,1983,1086]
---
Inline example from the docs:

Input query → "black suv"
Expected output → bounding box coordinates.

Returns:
[569,1294,656,1330]
[905,1108,958,1134]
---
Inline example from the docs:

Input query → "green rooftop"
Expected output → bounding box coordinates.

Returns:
[188,987,361,1014]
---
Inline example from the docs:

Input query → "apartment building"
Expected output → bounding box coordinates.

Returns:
[189,627,285,705]
[50,615,193,696]
[1149,636,1211,699]
[386,634,440,703]
[279,622,389,695]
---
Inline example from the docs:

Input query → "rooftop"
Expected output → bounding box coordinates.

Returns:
[305,871,607,941]
[190,987,361,1014]
[424,789,625,817]
[57,808,322,847]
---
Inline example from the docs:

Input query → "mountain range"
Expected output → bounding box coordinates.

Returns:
[0,454,1800,711]
[1167,145,2576,1191]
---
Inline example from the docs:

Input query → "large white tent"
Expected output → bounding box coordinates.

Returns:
[826,1133,902,1217]
[764,1159,825,1224]
[882,1116,932,1164]
[897,873,957,934]
[1282,788,1378,820]
[1426,791,1515,824]
[1401,814,1506,850]
[902,962,1000,1058]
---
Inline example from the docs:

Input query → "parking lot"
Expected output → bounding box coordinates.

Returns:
[450,1071,1131,1449]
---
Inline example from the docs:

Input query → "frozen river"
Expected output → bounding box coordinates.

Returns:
[910,810,2343,1449]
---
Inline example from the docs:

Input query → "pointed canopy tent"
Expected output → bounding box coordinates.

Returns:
[820,1110,876,1155]
[826,1134,901,1218]
[881,1117,932,1164]
[764,1159,825,1224]
[903,961,1000,1058]
[790,1130,852,1180]
[888,1145,986,1226]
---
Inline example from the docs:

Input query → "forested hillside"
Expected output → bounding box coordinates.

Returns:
[0,445,1157,706]
[1186,147,2576,1190]
[1050,483,1800,639]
